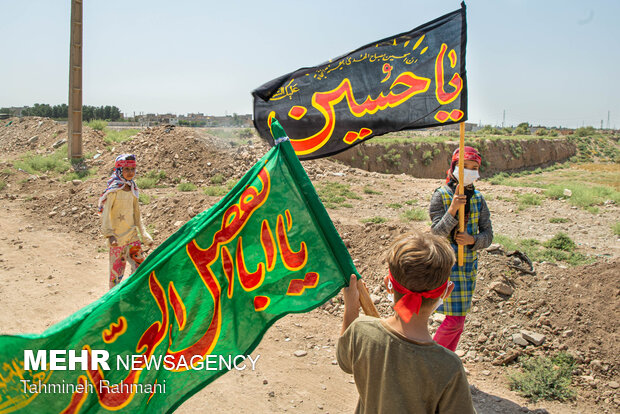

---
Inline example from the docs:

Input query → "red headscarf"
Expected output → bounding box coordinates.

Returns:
[446,146,482,183]
[389,271,448,323]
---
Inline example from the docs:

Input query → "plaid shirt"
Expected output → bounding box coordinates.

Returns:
[434,185,482,316]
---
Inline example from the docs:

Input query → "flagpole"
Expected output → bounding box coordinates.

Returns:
[458,122,465,267]
[357,282,380,317]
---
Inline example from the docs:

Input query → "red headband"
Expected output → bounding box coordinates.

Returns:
[447,146,481,183]
[115,160,136,168]
[451,146,481,165]
[389,271,448,323]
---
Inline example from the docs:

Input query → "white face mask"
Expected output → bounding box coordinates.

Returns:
[432,281,453,313]
[453,166,480,186]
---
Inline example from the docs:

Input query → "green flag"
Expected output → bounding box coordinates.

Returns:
[0,120,356,413]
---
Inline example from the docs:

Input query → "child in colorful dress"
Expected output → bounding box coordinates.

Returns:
[99,154,153,289]
[429,146,493,351]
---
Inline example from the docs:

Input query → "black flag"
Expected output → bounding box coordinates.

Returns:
[253,3,467,160]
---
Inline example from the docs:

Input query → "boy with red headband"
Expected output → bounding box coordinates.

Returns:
[429,146,493,351]
[99,154,153,289]
[338,232,475,413]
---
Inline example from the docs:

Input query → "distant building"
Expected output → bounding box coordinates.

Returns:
[131,112,253,127]
[2,106,26,116]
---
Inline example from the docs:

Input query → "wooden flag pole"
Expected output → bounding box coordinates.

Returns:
[357,281,380,318]
[68,0,83,160]
[458,122,465,267]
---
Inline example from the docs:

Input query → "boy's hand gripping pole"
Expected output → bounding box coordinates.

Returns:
[458,122,465,267]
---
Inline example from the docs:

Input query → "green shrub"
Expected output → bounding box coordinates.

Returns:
[494,233,590,266]
[549,217,569,224]
[517,193,542,209]
[479,125,502,135]
[388,203,402,209]
[0,180,6,191]
[422,150,433,165]
[400,207,427,221]
[64,168,95,181]
[544,232,575,251]
[513,122,530,135]
[204,186,228,197]
[144,170,166,181]
[363,186,382,195]
[136,170,166,188]
[509,142,523,158]
[139,193,151,204]
[613,222,620,236]
[318,182,361,206]
[177,182,197,192]
[239,128,254,139]
[136,177,158,189]
[102,128,139,144]
[210,173,225,185]
[544,184,620,209]
[574,126,596,137]
[509,353,576,402]
[488,172,509,185]
[14,148,70,175]
[85,120,107,131]
[361,216,388,224]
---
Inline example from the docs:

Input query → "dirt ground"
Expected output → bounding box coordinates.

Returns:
[0,118,619,413]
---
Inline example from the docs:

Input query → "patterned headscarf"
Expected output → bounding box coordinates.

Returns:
[98,154,139,213]
[446,146,482,183]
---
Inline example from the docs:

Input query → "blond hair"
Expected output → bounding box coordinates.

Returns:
[386,231,455,307]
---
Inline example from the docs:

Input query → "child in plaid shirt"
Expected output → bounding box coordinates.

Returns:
[429,146,493,351]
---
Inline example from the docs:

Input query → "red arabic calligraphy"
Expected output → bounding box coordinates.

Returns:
[290,72,430,155]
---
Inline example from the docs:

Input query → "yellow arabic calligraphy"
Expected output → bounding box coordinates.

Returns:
[315,52,417,80]
[271,79,300,101]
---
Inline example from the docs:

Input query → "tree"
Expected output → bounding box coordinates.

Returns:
[514,122,530,135]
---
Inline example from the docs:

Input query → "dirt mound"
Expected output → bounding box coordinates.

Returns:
[94,125,347,186]
[0,116,107,157]
[10,122,349,243]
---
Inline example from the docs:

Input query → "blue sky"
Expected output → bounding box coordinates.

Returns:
[2,0,619,128]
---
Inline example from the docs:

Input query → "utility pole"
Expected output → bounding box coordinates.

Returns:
[608,110,611,129]
[502,110,505,128]
[68,0,83,159]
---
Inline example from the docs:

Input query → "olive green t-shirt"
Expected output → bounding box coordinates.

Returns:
[337,316,475,414]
